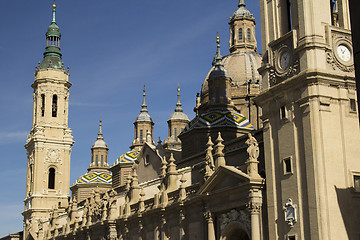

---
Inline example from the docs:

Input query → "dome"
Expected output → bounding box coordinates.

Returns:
[182,109,254,133]
[114,149,140,165]
[231,0,254,20]
[231,6,253,20]
[201,50,262,97]
[135,86,154,123]
[135,112,153,123]
[91,120,108,149]
[169,111,189,121]
[75,171,112,184]
[168,86,189,122]
[92,139,108,149]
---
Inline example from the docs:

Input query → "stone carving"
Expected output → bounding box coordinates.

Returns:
[44,148,62,164]
[283,198,297,227]
[81,199,89,227]
[64,129,73,139]
[245,133,261,178]
[219,209,251,235]
[204,136,215,180]
[246,133,259,161]
[214,132,226,168]
[178,173,187,203]
[326,50,354,72]
[246,202,261,214]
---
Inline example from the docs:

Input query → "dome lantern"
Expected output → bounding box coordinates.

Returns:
[40,2,64,70]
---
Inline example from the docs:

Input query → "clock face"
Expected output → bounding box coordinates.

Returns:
[337,44,351,62]
[280,51,291,70]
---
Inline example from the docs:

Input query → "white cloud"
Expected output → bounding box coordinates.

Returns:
[0,131,27,145]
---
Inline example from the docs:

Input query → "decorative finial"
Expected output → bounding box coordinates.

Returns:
[52,0,57,23]
[238,0,246,8]
[175,84,183,112]
[141,84,148,112]
[212,33,222,66]
[97,119,104,140]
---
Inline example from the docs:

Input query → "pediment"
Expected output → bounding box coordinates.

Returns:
[198,166,251,195]
[135,143,164,183]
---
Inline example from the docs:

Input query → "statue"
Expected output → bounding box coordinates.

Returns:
[245,133,261,178]
[246,133,259,161]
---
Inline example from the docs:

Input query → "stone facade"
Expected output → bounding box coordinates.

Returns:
[15,1,360,240]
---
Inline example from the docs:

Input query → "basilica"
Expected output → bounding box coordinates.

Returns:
[2,0,360,239]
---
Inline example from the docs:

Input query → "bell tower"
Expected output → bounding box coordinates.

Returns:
[256,0,360,239]
[23,3,74,239]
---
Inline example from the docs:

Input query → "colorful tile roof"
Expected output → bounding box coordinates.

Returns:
[75,171,112,184]
[114,149,139,165]
[164,146,182,151]
[182,110,254,133]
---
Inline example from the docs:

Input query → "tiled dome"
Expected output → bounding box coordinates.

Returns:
[182,110,254,133]
[75,171,112,184]
[114,149,140,165]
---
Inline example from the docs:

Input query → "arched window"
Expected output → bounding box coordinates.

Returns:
[52,95,57,117]
[238,28,243,40]
[48,168,55,189]
[247,28,251,41]
[41,94,45,117]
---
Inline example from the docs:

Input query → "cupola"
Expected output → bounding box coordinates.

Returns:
[229,0,257,52]
[164,86,189,149]
[88,120,110,172]
[131,85,154,149]
[40,3,64,70]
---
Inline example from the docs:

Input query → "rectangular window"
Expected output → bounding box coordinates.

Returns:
[238,28,243,41]
[174,128,178,140]
[280,106,287,120]
[283,157,293,175]
[354,175,360,192]
[52,95,57,117]
[288,236,296,240]
[350,99,357,112]
[247,28,251,41]
[95,155,99,166]
[140,130,143,144]
[330,0,338,26]
[101,155,104,167]
[41,94,45,117]
[286,0,292,32]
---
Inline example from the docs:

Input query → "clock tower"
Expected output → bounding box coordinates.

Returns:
[256,0,360,239]
[23,4,74,239]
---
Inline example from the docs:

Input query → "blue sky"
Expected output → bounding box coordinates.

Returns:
[0,0,261,236]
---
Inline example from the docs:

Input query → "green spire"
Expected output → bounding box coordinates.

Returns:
[52,2,56,23]
[40,2,64,70]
